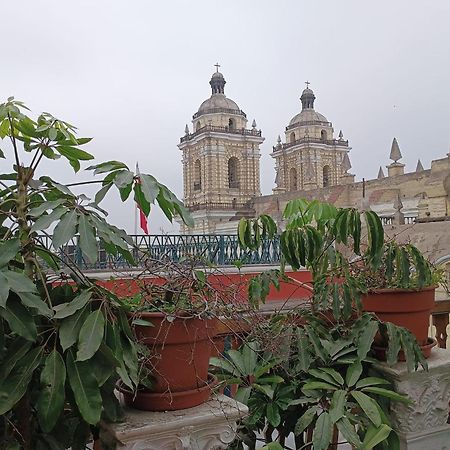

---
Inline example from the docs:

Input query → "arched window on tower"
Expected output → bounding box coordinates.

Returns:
[290,132,296,143]
[196,122,201,132]
[228,157,239,188]
[229,118,235,130]
[289,168,297,191]
[194,159,201,191]
[321,130,327,141]
[322,165,331,187]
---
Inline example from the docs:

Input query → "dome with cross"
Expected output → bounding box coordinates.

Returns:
[194,64,246,120]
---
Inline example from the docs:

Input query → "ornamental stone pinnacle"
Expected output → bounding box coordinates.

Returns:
[338,130,344,140]
[390,137,402,162]
[377,166,385,179]
[342,152,352,173]
[416,159,424,172]
[184,124,189,135]
[252,119,257,129]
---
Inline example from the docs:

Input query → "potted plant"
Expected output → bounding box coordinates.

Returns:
[211,311,413,449]
[238,200,430,361]
[117,258,220,411]
[0,97,191,448]
[355,241,441,356]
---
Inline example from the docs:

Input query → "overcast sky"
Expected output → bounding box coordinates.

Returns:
[2,0,449,233]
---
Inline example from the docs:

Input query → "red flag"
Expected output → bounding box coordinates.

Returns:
[136,163,149,234]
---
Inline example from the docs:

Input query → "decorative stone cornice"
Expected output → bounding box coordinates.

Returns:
[99,395,248,450]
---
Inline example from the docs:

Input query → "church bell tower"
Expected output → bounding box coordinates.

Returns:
[178,65,264,234]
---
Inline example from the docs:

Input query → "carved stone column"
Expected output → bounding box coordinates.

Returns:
[98,395,248,450]
[374,348,450,449]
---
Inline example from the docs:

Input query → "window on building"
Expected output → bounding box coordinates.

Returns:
[289,167,297,191]
[323,165,331,187]
[290,132,296,143]
[321,130,327,141]
[194,159,201,191]
[196,122,201,132]
[228,157,239,188]
[229,118,235,130]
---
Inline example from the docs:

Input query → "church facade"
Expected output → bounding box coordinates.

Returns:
[178,68,450,234]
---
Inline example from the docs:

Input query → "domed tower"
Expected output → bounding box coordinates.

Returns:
[272,83,352,193]
[178,65,264,234]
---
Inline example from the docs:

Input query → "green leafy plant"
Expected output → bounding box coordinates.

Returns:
[0,97,191,449]
[238,199,384,316]
[214,313,413,450]
[352,241,439,290]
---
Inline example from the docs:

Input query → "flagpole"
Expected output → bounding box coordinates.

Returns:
[134,162,138,235]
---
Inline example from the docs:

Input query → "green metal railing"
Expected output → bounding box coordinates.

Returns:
[38,234,281,271]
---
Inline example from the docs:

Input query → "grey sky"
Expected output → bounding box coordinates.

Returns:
[2,0,449,233]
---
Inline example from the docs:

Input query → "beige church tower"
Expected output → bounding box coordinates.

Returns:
[178,66,264,234]
[272,83,353,193]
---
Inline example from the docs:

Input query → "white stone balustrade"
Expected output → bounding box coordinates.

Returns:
[98,394,248,450]
[375,347,450,450]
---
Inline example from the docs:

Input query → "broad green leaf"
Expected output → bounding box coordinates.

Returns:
[76,309,105,361]
[91,344,119,386]
[0,272,9,307]
[138,173,159,205]
[312,412,333,450]
[356,377,390,389]
[113,170,134,189]
[94,183,112,204]
[0,239,20,267]
[53,290,91,319]
[336,417,362,448]
[329,389,347,422]
[357,320,379,360]
[28,199,66,217]
[0,346,42,415]
[351,391,382,427]
[52,210,77,249]
[31,206,68,232]
[0,300,37,341]
[303,381,338,391]
[361,424,392,449]
[345,361,362,387]
[4,270,37,293]
[0,339,32,383]
[37,350,66,432]
[361,387,411,404]
[260,443,284,450]
[308,369,341,387]
[17,291,53,317]
[266,403,281,427]
[56,145,94,161]
[78,214,97,263]
[58,306,89,351]
[86,160,128,175]
[294,406,317,435]
[66,351,102,425]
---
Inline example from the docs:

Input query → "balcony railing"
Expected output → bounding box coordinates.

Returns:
[286,120,333,131]
[273,137,349,151]
[187,201,249,212]
[192,107,246,119]
[37,234,281,271]
[181,125,262,143]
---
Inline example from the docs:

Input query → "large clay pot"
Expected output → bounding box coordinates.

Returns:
[361,286,435,346]
[127,312,217,410]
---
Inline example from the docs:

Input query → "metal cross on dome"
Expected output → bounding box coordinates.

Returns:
[305,80,310,89]
[214,63,221,72]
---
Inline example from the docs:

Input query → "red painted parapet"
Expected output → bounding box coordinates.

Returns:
[96,270,313,304]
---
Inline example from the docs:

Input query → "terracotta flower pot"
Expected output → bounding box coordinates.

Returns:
[361,286,435,346]
[127,312,217,410]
